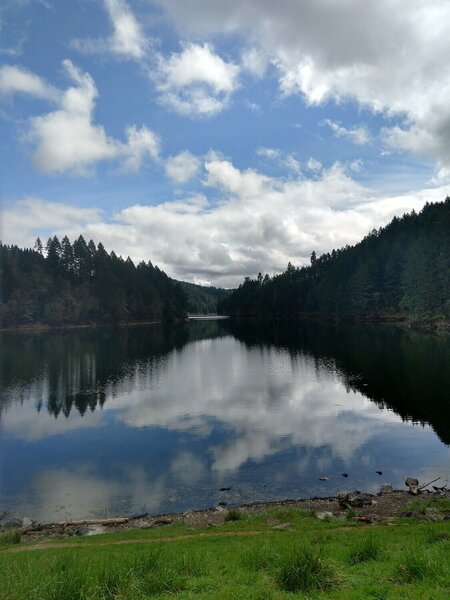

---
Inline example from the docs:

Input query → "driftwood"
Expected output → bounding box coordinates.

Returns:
[405,476,442,495]
[57,517,130,527]
[418,477,441,491]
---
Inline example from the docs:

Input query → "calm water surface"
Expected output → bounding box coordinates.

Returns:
[1,320,449,522]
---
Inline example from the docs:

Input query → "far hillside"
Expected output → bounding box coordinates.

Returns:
[219,198,450,324]
[173,280,231,314]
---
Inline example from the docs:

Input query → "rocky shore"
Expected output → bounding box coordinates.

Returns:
[2,485,449,545]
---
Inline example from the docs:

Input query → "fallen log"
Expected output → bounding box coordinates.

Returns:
[57,518,130,527]
[418,477,441,491]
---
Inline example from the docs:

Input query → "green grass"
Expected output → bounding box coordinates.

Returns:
[347,534,383,564]
[276,544,340,593]
[224,508,242,522]
[0,530,22,547]
[399,496,450,516]
[0,510,449,599]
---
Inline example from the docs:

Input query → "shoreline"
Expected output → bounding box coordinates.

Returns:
[4,488,449,543]
[0,319,164,334]
[1,314,449,334]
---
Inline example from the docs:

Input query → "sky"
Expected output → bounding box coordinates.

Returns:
[1,0,450,287]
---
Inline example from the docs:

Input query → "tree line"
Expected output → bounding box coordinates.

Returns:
[219,198,450,322]
[174,280,231,314]
[0,235,187,327]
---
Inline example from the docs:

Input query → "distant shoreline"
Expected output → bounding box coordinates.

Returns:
[0,319,163,334]
[1,314,449,334]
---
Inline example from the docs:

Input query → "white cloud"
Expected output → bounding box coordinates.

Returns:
[256,146,280,160]
[155,43,240,116]
[121,125,160,172]
[4,162,447,287]
[241,47,269,78]
[306,157,322,172]
[22,60,159,174]
[0,197,102,247]
[165,150,200,183]
[71,0,147,60]
[323,119,370,146]
[0,64,58,101]
[156,0,450,169]
[104,0,147,59]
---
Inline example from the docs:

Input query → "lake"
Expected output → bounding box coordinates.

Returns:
[1,320,449,523]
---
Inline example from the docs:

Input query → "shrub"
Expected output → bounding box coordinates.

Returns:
[394,549,437,582]
[277,545,339,593]
[224,508,241,522]
[0,530,22,547]
[348,535,383,564]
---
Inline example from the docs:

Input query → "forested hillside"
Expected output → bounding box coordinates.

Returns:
[220,198,450,321]
[0,236,187,327]
[174,280,231,314]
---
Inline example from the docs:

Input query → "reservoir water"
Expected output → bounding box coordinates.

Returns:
[1,320,449,522]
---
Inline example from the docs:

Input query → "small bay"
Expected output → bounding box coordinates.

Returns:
[1,320,449,523]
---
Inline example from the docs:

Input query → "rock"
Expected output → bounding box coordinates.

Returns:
[375,470,383,476]
[366,514,383,523]
[337,492,351,508]
[152,518,173,526]
[405,477,420,495]
[316,511,333,521]
[21,517,34,528]
[350,494,373,507]
[380,483,393,495]
[341,473,349,478]
[219,487,231,491]
[218,501,227,507]
[424,508,444,522]
[405,477,419,487]
[337,492,373,508]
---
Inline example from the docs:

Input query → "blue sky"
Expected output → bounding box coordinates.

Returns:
[1,0,449,286]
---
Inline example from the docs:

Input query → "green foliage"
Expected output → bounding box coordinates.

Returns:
[0,236,188,327]
[220,197,450,321]
[276,544,340,593]
[394,549,438,582]
[346,507,357,520]
[224,508,242,522]
[347,534,383,564]
[0,530,22,547]
[175,280,231,314]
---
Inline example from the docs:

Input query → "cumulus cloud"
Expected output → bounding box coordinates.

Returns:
[323,119,370,145]
[156,0,450,169]
[0,64,58,101]
[71,0,147,60]
[104,0,147,59]
[22,60,159,174]
[154,43,240,116]
[0,197,103,247]
[165,150,201,183]
[3,162,447,287]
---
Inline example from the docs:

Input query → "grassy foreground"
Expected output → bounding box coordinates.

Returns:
[1,508,449,599]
